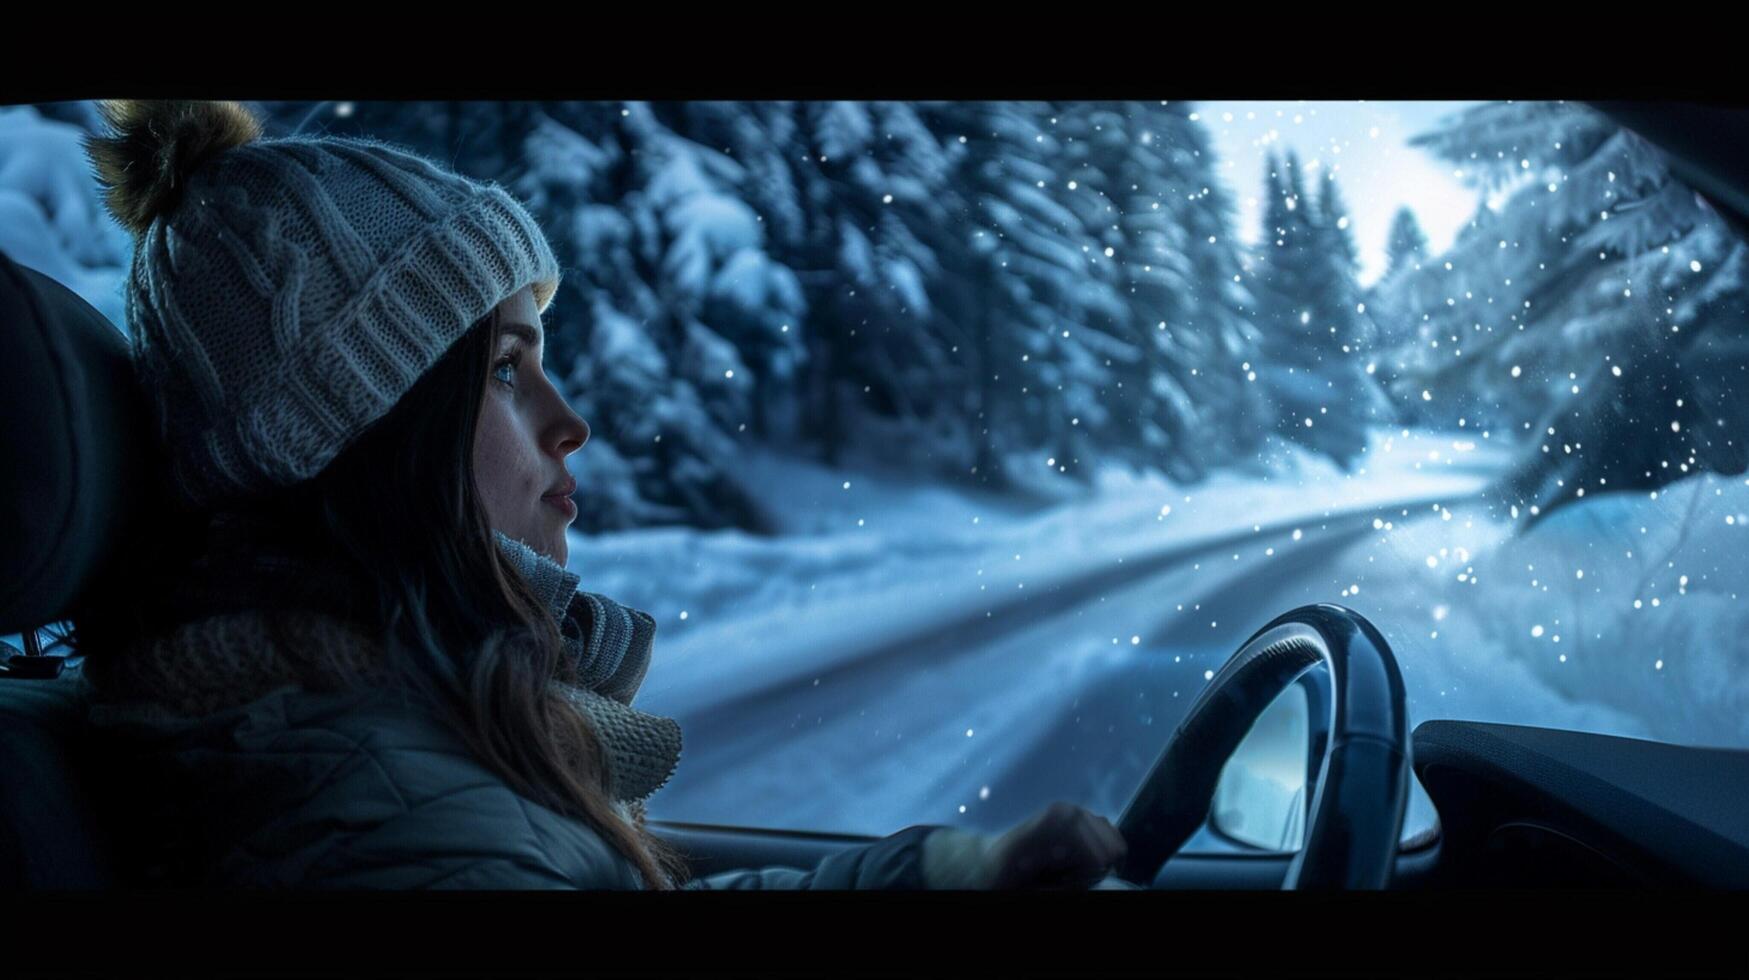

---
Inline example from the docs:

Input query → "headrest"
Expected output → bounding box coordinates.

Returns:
[0,251,159,635]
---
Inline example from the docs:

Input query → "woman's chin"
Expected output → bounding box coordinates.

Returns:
[500,523,566,566]
[540,528,568,566]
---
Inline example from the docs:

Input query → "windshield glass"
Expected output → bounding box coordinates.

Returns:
[9,99,1743,849]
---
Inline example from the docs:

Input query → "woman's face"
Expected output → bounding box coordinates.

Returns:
[472,286,590,565]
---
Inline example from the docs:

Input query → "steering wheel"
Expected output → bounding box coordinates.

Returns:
[1114,604,1411,889]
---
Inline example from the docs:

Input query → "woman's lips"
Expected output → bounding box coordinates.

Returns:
[543,474,578,522]
[543,493,578,521]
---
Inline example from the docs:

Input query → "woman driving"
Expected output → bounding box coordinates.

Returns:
[71,100,1129,890]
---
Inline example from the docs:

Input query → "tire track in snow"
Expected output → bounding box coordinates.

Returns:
[908,520,1380,830]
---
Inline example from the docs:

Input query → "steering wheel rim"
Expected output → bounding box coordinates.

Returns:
[1114,603,1411,889]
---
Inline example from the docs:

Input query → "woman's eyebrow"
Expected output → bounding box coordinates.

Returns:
[500,321,543,347]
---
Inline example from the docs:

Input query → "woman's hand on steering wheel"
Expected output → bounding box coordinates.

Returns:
[987,801,1128,890]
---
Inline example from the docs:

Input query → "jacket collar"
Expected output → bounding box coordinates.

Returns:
[491,532,582,626]
[491,532,657,706]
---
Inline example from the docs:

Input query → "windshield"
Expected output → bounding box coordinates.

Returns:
[9,99,1743,850]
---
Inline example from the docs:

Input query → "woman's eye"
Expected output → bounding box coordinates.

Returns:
[493,355,519,389]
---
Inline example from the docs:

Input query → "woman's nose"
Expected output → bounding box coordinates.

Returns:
[555,408,589,457]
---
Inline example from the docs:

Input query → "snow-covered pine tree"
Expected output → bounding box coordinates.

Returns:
[1371,198,1514,430]
[1310,171,1383,357]
[1313,172,1391,430]
[1315,174,1361,281]
[667,101,977,477]
[1249,151,1383,466]
[1365,206,1432,357]
[908,101,1101,491]
[1384,206,1429,280]
[786,101,960,471]
[1024,103,1149,484]
[1397,100,1749,521]
[643,101,814,449]
[1052,101,1266,482]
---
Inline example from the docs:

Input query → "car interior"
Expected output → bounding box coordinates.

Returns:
[5,100,1749,891]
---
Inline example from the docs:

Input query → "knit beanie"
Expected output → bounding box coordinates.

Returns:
[85,101,560,508]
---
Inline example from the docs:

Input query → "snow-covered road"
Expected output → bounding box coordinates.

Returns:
[606,431,1514,837]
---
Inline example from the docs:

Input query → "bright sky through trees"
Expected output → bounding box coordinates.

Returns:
[1199,101,1484,287]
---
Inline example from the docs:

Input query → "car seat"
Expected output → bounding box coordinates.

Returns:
[0,248,169,887]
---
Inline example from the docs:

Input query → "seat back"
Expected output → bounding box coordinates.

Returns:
[0,669,113,887]
[1,249,167,887]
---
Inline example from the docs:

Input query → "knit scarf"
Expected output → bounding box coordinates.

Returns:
[491,532,682,804]
[92,511,682,805]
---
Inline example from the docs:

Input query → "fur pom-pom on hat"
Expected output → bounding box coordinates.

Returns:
[84,100,264,237]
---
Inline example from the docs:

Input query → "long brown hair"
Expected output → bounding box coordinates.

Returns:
[77,308,690,889]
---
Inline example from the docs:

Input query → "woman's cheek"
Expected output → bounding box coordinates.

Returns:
[473,408,518,528]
